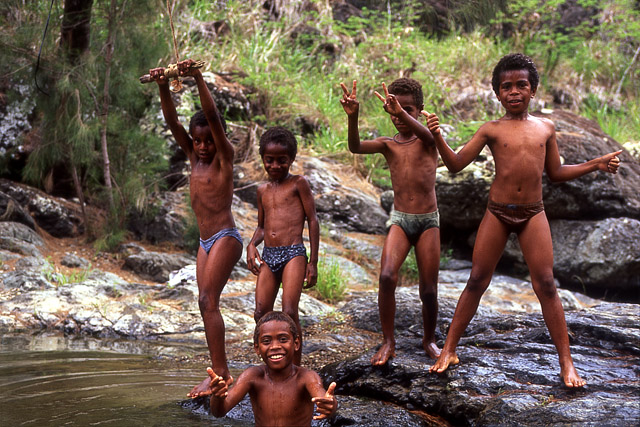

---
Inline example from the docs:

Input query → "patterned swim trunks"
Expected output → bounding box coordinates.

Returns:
[262,243,307,274]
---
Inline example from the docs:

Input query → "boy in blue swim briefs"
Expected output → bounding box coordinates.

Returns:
[246,127,320,365]
[150,60,242,398]
[340,78,441,365]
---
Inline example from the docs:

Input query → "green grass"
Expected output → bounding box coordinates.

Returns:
[313,256,347,303]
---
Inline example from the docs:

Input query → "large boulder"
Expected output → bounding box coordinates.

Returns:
[303,157,388,234]
[325,291,640,426]
[0,221,44,257]
[122,250,196,283]
[0,180,83,237]
[127,191,189,247]
[540,110,640,220]
[0,191,35,229]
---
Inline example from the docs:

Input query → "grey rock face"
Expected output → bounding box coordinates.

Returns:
[123,250,196,283]
[325,293,640,426]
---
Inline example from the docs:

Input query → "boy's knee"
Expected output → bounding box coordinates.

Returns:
[419,284,437,303]
[379,269,398,290]
[533,274,557,299]
[198,292,220,314]
[466,272,491,293]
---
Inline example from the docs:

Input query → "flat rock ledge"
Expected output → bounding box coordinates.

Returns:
[321,297,640,426]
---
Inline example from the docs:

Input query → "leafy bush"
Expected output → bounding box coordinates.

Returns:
[313,256,347,303]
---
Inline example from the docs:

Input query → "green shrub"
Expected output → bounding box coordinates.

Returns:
[314,256,347,303]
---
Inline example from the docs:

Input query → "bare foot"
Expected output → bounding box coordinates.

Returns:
[188,374,233,398]
[423,339,441,359]
[371,341,396,366]
[188,376,213,398]
[561,365,586,388]
[429,350,459,373]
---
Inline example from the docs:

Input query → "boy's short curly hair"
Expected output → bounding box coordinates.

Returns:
[388,77,424,108]
[253,311,299,346]
[188,109,227,135]
[491,53,539,94]
[259,126,298,159]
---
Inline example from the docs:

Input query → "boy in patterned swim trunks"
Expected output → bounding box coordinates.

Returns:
[340,78,442,365]
[150,60,242,398]
[421,53,621,388]
[247,127,319,365]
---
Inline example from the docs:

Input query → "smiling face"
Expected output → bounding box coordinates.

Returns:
[390,93,423,134]
[254,320,300,372]
[496,69,536,115]
[191,125,216,161]
[261,142,293,182]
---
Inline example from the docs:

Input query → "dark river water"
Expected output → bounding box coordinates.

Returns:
[0,333,250,426]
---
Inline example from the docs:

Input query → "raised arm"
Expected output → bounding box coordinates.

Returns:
[149,67,192,155]
[340,80,386,154]
[297,177,319,289]
[208,367,252,418]
[544,128,622,182]
[423,111,489,173]
[247,186,266,276]
[178,60,234,164]
[374,83,434,146]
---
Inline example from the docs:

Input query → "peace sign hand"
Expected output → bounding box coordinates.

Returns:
[374,82,403,116]
[339,80,360,116]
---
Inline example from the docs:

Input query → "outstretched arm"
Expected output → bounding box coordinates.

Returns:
[423,111,488,173]
[307,374,337,420]
[150,67,193,156]
[247,186,265,276]
[374,82,434,146]
[178,60,234,164]
[545,130,622,181]
[208,367,251,418]
[297,177,319,288]
[340,80,386,154]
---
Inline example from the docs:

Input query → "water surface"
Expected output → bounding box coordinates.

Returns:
[0,333,248,426]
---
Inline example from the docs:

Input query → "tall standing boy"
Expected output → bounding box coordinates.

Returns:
[207,311,337,426]
[423,53,621,387]
[150,60,243,397]
[340,78,441,365]
[246,127,320,365]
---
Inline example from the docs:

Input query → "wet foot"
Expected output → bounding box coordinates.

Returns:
[371,341,396,366]
[188,374,232,398]
[561,365,586,388]
[429,350,459,373]
[423,339,441,359]
[188,376,213,398]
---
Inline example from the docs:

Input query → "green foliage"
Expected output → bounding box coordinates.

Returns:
[398,248,420,286]
[41,258,93,288]
[314,256,347,303]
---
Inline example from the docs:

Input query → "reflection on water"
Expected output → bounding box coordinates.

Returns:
[0,333,249,426]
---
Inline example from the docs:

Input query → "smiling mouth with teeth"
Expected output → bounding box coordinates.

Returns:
[269,354,284,360]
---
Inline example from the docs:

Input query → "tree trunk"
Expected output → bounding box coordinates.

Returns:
[60,0,94,63]
[100,0,117,214]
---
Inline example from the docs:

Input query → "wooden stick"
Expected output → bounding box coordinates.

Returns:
[139,60,205,84]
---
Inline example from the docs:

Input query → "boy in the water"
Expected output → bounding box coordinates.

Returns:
[246,127,319,365]
[207,311,337,426]
[421,53,621,387]
[340,78,441,365]
[150,60,242,397]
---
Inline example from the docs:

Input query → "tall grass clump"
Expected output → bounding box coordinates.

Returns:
[313,256,347,303]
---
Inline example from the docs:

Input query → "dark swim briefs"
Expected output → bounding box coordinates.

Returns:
[199,227,242,254]
[487,199,544,230]
[262,243,307,274]
[386,209,440,245]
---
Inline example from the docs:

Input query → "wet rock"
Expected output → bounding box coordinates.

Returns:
[324,292,640,426]
[123,250,196,283]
